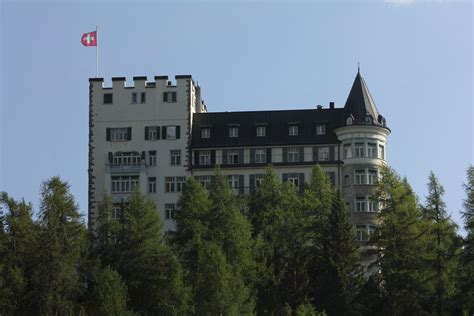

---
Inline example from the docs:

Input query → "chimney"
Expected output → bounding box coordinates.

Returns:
[329,101,335,109]
[317,105,323,110]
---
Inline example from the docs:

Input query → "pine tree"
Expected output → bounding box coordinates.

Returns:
[0,193,38,315]
[93,194,121,267]
[317,192,362,315]
[116,189,188,315]
[371,166,432,315]
[89,266,130,316]
[423,172,460,315]
[31,177,88,315]
[207,167,256,313]
[458,165,474,314]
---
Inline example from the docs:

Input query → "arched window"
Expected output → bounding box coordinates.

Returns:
[365,116,372,124]
[346,117,353,125]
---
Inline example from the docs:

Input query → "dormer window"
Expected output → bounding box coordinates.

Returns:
[201,128,211,139]
[289,125,298,136]
[316,124,326,135]
[346,117,353,125]
[229,127,239,138]
[256,125,266,137]
[365,116,372,124]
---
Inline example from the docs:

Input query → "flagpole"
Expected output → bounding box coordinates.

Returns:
[96,25,99,78]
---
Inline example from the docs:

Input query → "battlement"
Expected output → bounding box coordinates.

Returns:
[89,75,193,90]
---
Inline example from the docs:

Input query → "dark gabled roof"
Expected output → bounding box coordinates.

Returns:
[344,70,387,126]
[191,108,345,148]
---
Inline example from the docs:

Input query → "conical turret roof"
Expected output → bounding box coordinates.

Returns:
[344,70,386,126]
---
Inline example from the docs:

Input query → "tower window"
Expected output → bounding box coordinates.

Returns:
[103,93,113,104]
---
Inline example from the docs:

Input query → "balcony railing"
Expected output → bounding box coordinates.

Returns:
[106,163,146,174]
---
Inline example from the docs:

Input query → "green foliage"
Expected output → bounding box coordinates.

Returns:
[31,177,89,315]
[115,190,189,315]
[94,194,121,267]
[90,266,130,316]
[371,166,433,314]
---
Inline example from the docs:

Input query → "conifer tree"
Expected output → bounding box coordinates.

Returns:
[31,177,88,315]
[458,165,474,313]
[0,193,38,315]
[89,266,130,316]
[93,194,121,267]
[317,192,362,315]
[371,166,432,315]
[116,189,188,315]
[423,172,460,315]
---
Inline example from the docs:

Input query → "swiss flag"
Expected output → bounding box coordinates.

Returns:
[81,31,97,47]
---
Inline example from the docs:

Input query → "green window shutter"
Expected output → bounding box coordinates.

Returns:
[266,148,272,163]
[330,146,335,161]
[194,151,199,166]
[249,174,255,188]
[145,127,149,140]
[328,172,336,186]
[162,126,167,139]
[313,147,318,162]
[222,150,227,164]
[106,128,111,141]
[163,92,168,102]
[239,175,244,194]
[156,126,160,139]
[299,147,304,162]
[211,150,216,164]
[176,126,181,139]
[172,92,177,102]
[127,127,132,141]
[299,173,305,192]
[238,149,244,164]
[283,148,288,163]
[141,151,146,161]
[250,149,255,164]
[283,173,288,183]
[108,152,113,163]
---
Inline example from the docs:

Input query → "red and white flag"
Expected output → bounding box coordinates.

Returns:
[81,31,97,47]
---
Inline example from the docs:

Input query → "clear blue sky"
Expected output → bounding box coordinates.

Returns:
[1,1,472,232]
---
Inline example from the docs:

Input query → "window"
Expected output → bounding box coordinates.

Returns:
[112,205,121,219]
[196,175,211,190]
[368,197,376,212]
[199,150,211,165]
[170,150,181,166]
[112,152,141,166]
[255,174,265,187]
[287,173,300,187]
[344,174,350,186]
[146,126,158,141]
[228,175,240,193]
[346,117,353,125]
[379,145,385,160]
[149,151,157,166]
[140,92,146,103]
[165,177,175,193]
[368,225,377,238]
[355,143,365,158]
[316,124,326,135]
[356,225,367,241]
[103,93,113,104]
[201,128,210,139]
[355,196,367,212]
[165,177,186,193]
[166,126,176,139]
[255,149,266,163]
[228,150,239,164]
[176,177,186,192]
[165,203,176,220]
[256,126,266,137]
[318,147,330,161]
[148,177,156,193]
[229,127,238,138]
[288,148,299,162]
[343,144,352,158]
[289,125,298,136]
[367,143,377,158]
[355,170,365,185]
[163,91,177,102]
[111,176,139,193]
[109,128,130,142]
[368,170,378,185]
[132,93,138,104]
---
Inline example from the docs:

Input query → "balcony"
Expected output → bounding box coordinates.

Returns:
[106,163,146,174]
